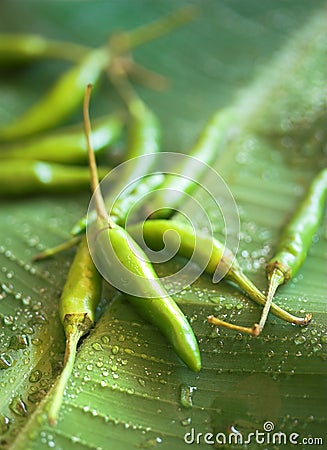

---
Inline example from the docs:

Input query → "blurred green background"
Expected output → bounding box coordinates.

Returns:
[0,1,326,450]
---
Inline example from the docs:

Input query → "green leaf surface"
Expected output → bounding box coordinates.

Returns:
[0,2,326,450]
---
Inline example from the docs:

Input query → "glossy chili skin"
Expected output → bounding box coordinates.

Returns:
[266,168,327,283]
[149,108,236,219]
[0,113,124,164]
[128,219,311,325]
[59,235,102,332]
[0,160,110,197]
[0,33,90,66]
[93,223,201,372]
[0,46,110,141]
[47,236,102,425]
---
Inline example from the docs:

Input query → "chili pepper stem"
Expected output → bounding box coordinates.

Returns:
[48,328,82,426]
[109,6,199,54]
[83,84,114,228]
[228,268,311,326]
[123,57,169,91]
[257,268,285,333]
[108,54,146,117]
[207,315,260,336]
[32,236,81,261]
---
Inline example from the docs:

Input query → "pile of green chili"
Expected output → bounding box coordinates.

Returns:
[1,7,325,427]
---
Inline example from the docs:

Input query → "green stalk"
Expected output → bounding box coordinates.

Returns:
[47,325,82,425]
[257,268,285,333]
[228,268,312,327]
[32,237,81,261]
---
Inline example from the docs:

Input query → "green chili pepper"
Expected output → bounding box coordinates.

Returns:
[0,47,109,141]
[47,235,102,425]
[0,6,198,142]
[0,160,110,197]
[0,112,124,164]
[128,219,312,334]
[84,84,201,371]
[148,108,236,219]
[256,168,327,333]
[0,33,90,66]
[94,224,201,371]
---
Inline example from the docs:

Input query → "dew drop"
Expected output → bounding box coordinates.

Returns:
[111,345,119,355]
[22,326,34,335]
[180,384,197,409]
[139,436,163,448]
[92,342,103,351]
[0,353,14,370]
[305,415,314,423]
[0,414,10,434]
[29,369,42,383]
[28,314,47,326]
[9,334,29,350]
[1,283,13,294]
[101,335,110,345]
[294,335,306,345]
[234,333,243,341]
[180,417,192,426]
[22,296,31,306]
[312,344,322,353]
[3,315,14,326]
[9,396,28,416]
[138,378,146,387]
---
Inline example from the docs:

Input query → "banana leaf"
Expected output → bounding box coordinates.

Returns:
[0,1,326,449]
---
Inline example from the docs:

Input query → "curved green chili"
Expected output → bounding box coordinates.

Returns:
[258,168,327,332]
[0,160,110,197]
[0,112,124,164]
[0,33,90,66]
[84,84,201,371]
[148,107,236,219]
[128,219,312,332]
[94,224,201,371]
[0,6,198,142]
[47,235,102,425]
[0,47,109,141]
